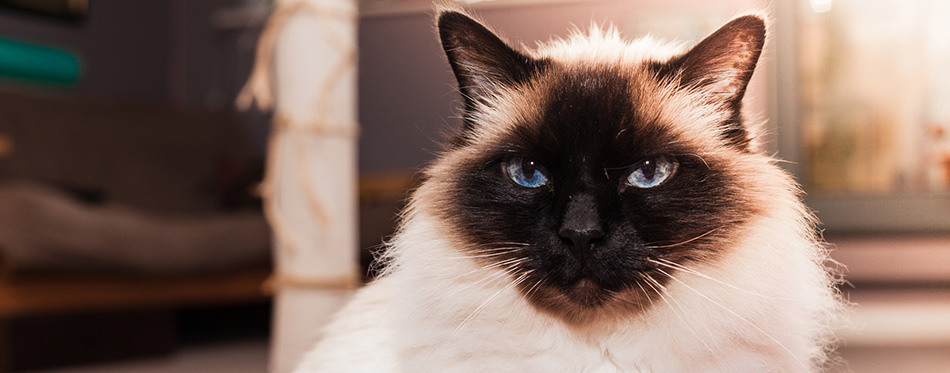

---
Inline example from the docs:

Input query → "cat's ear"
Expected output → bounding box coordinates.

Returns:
[656,15,766,149]
[437,11,541,110]
[671,15,766,105]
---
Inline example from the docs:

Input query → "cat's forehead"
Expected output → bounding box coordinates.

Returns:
[460,28,740,158]
[466,61,731,156]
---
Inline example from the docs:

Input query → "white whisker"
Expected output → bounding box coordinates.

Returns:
[644,228,719,249]
[523,276,546,298]
[414,266,532,367]
[652,268,809,371]
[635,280,654,310]
[450,269,534,339]
[642,275,724,364]
[650,258,804,301]
[680,153,711,169]
[433,259,529,304]
[440,249,520,261]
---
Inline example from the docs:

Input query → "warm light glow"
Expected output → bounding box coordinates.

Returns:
[811,0,832,13]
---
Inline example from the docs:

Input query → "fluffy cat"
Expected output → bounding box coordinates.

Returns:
[295,8,841,372]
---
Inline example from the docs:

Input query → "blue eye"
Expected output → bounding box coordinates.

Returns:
[505,156,550,188]
[626,156,677,189]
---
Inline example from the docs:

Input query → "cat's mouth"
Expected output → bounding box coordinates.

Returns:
[520,269,663,325]
[563,278,609,308]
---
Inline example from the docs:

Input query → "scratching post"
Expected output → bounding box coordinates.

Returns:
[237,0,359,372]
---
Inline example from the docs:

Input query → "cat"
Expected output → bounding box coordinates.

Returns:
[294,8,842,372]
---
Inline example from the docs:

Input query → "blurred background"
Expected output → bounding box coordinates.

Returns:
[1,0,949,372]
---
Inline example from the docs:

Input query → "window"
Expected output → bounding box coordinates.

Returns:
[777,0,950,231]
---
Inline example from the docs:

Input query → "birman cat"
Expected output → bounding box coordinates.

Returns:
[295,8,841,372]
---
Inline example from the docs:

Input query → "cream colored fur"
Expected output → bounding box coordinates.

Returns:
[294,15,841,373]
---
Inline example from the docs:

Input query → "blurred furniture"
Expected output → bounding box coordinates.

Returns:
[0,36,81,86]
[828,235,950,372]
[775,0,950,231]
[0,168,412,372]
[0,90,270,371]
[0,0,88,19]
[0,90,260,215]
[237,1,360,371]
[0,267,270,371]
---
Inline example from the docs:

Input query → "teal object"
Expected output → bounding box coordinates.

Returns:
[0,37,82,85]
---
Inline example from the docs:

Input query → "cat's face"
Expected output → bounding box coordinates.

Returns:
[430,11,767,324]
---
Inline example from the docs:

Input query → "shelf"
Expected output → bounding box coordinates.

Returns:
[0,266,270,317]
[827,235,950,284]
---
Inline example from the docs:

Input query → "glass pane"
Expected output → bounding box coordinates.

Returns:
[799,0,950,194]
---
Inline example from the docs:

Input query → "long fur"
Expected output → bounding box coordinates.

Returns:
[294,11,842,373]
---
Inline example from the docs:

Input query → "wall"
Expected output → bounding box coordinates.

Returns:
[0,2,172,99]
[0,0,263,109]
[0,1,266,212]
[356,0,772,171]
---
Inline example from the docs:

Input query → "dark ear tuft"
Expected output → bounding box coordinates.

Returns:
[656,15,766,149]
[437,11,542,116]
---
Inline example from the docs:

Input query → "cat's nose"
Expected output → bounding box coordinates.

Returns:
[559,226,605,252]
[559,193,605,255]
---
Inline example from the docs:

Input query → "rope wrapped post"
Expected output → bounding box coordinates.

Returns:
[237,0,359,372]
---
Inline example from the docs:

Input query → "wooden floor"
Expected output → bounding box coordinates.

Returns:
[0,267,271,318]
[0,267,271,371]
